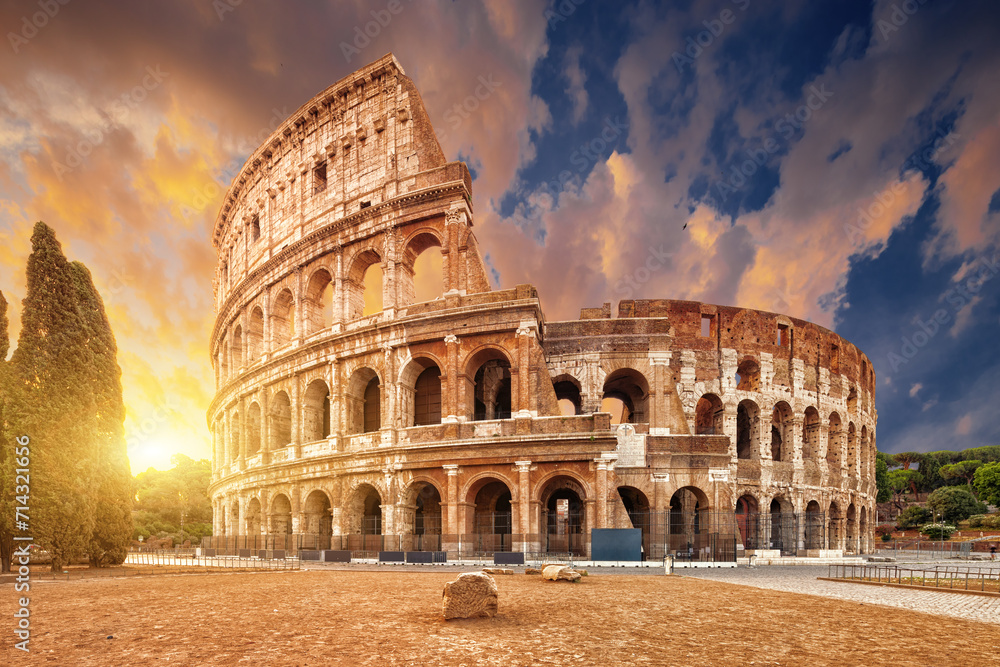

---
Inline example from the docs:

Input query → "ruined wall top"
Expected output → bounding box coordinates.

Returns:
[211,53,460,251]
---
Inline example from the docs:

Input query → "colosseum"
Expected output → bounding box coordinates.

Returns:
[207,54,877,562]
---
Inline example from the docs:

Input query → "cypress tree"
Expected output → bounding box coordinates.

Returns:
[6,222,99,571]
[0,291,12,573]
[70,261,133,566]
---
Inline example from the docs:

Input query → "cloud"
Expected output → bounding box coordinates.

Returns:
[563,45,588,125]
[909,383,922,397]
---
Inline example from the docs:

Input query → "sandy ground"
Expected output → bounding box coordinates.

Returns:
[3,569,999,666]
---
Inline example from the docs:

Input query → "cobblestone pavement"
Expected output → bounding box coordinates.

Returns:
[682,564,1000,625]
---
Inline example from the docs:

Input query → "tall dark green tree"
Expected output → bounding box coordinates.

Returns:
[70,262,133,566]
[0,291,12,573]
[3,222,131,570]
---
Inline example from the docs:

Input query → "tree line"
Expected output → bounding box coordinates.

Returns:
[875,445,1000,512]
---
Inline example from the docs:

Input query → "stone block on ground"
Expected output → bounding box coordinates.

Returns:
[542,565,582,582]
[482,568,513,575]
[525,568,541,575]
[442,572,499,620]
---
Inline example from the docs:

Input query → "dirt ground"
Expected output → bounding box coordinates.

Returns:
[3,569,998,666]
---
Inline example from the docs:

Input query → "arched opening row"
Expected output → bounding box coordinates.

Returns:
[694,394,873,468]
[217,241,446,383]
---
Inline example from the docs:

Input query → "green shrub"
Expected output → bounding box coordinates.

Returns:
[896,506,932,530]
[920,523,956,540]
[969,514,986,528]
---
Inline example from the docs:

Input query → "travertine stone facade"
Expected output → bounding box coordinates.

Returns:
[208,54,877,558]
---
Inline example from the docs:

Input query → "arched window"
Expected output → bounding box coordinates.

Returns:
[802,407,820,460]
[363,377,381,432]
[414,367,442,426]
[466,349,513,421]
[553,376,582,416]
[303,379,331,441]
[247,402,261,455]
[347,249,383,320]
[736,400,760,459]
[402,232,445,305]
[271,289,295,346]
[735,359,760,391]
[248,307,264,360]
[695,394,724,435]
[346,368,381,434]
[601,369,649,424]
[770,401,793,462]
[269,391,292,448]
[232,325,243,369]
[305,269,334,333]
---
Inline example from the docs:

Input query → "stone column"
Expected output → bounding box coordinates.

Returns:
[443,335,461,422]
[515,461,532,552]
[515,322,536,417]
[443,464,460,554]
[595,460,609,529]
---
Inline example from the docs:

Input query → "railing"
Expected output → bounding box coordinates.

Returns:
[827,564,1000,593]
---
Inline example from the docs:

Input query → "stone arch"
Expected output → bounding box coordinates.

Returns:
[802,406,820,461]
[269,390,292,448]
[805,500,824,550]
[248,306,264,360]
[827,412,843,466]
[768,495,794,553]
[540,474,589,556]
[270,493,292,535]
[400,479,443,540]
[734,493,760,550]
[464,345,514,421]
[602,368,650,425]
[466,476,514,547]
[345,483,383,534]
[828,500,842,551]
[400,229,445,306]
[669,486,711,556]
[246,496,262,536]
[271,288,295,347]
[695,393,724,435]
[735,358,761,391]
[229,410,240,462]
[770,401,793,462]
[346,367,381,434]
[232,324,243,369]
[398,355,443,427]
[302,489,332,536]
[247,401,262,455]
[846,502,858,553]
[346,247,383,320]
[304,267,334,333]
[736,399,760,459]
[859,505,869,554]
[214,418,226,466]
[303,379,331,441]
[552,374,582,416]
[847,385,858,413]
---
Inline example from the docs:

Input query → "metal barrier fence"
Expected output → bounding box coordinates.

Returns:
[202,510,740,562]
[827,563,1000,593]
[127,550,299,570]
[874,537,1000,561]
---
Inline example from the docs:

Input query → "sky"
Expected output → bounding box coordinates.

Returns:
[1,0,998,472]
